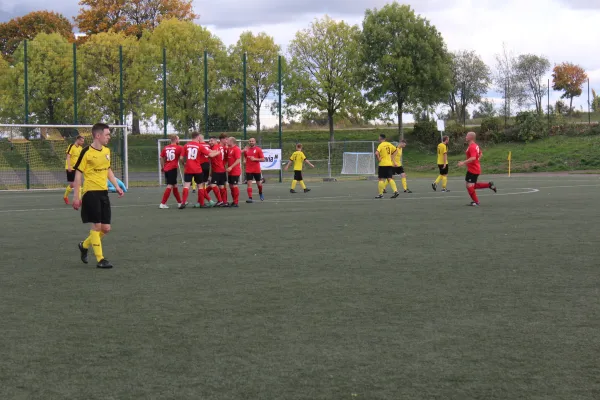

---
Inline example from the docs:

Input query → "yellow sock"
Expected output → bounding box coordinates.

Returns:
[378,181,386,195]
[291,180,297,190]
[299,181,306,190]
[83,231,105,249]
[90,230,104,262]
[435,175,442,184]
[192,179,197,190]
[402,178,408,191]
[442,176,448,189]
[389,179,398,192]
[64,185,72,198]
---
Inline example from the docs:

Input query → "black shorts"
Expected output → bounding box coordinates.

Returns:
[465,172,479,183]
[294,170,303,181]
[245,173,262,183]
[201,162,211,183]
[438,164,449,175]
[164,169,178,185]
[81,190,111,225]
[228,175,240,185]
[184,173,203,183]
[392,166,404,175]
[378,166,393,179]
[211,172,226,186]
[66,170,76,182]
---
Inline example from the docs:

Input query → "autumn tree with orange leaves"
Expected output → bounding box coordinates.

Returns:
[75,0,198,39]
[552,62,587,112]
[0,11,74,59]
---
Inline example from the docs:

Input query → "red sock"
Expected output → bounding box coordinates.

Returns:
[467,186,479,203]
[161,187,172,204]
[198,189,205,206]
[258,184,263,195]
[247,187,253,199]
[475,182,490,189]
[205,186,212,201]
[182,187,189,204]
[212,186,222,202]
[172,187,182,203]
[220,187,228,203]
[233,186,239,204]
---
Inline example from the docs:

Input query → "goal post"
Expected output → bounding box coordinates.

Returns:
[328,141,376,177]
[0,124,128,190]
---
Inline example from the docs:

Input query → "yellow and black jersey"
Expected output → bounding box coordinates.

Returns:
[74,145,111,192]
[376,142,396,167]
[65,144,83,170]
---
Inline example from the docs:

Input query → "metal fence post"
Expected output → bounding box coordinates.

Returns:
[73,43,78,124]
[328,141,332,179]
[278,55,283,183]
[204,50,208,135]
[243,52,247,140]
[24,39,30,189]
[162,47,167,138]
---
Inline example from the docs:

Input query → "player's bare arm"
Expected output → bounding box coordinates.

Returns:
[443,153,448,168]
[227,158,241,173]
[160,157,165,171]
[458,156,476,167]
[391,149,398,167]
[66,154,73,171]
[375,151,381,161]
[305,159,315,168]
[72,170,83,209]
[108,168,124,197]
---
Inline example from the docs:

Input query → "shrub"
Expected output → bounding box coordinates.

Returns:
[481,116,501,133]
[411,119,438,149]
[515,111,546,142]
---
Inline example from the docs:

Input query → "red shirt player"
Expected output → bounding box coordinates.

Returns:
[226,137,242,207]
[243,137,265,203]
[179,132,217,209]
[208,137,227,206]
[159,134,183,208]
[458,131,497,206]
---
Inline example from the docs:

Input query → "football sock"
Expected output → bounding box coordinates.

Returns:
[191,180,197,191]
[213,186,222,202]
[90,230,104,262]
[435,175,442,184]
[467,186,479,203]
[442,176,448,189]
[299,181,306,190]
[161,187,172,204]
[204,187,211,201]
[182,187,189,204]
[401,178,408,191]
[220,188,228,203]
[475,182,490,190]
[198,189,205,206]
[82,232,92,249]
[389,179,398,192]
[258,184,263,195]
[291,180,297,190]
[64,185,72,198]
[247,187,253,198]
[378,181,386,195]
[233,187,240,204]
[173,187,182,203]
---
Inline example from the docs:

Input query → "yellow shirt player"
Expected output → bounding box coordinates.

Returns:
[432,135,450,192]
[284,143,315,193]
[63,135,85,205]
[391,139,411,193]
[375,134,400,198]
[73,123,124,269]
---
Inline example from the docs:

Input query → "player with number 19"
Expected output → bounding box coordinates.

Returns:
[179,132,218,209]
[159,135,183,209]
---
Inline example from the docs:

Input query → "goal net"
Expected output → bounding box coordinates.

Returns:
[329,141,376,176]
[0,124,128,190]
[157,138,255,186]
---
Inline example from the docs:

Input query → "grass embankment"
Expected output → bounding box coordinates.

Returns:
[128,130,600,176]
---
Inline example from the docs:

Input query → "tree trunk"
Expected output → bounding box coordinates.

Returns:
[569,96,574,113]
[132,111,140,135]
[397,98,404,141]
[328,111,334,142]
[255,109,261,136]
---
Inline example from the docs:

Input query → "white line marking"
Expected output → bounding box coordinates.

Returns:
[0,203,156,214]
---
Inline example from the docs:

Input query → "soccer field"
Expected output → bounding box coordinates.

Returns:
[1,175,600,399]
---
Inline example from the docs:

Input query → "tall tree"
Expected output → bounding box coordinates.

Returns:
[145,18,227,135]
[0,11,74,60]
[78,31,151,125]
[75,0,197,39]
[447,50,491,122]
[284,16,363,141]
[592,89,600,113]
[360,2,452,139]
[493,44,526,118]
[230,32,280,134]
[552,62,587,112]
[515,54,550,114]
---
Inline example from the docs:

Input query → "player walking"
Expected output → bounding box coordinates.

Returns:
[72,123,124,269]
[285,143,315,193]
[179,132,218,209]
[159,134,183,208]
[375,134,400,199]
[392,139,412,193]
[226,137,242,207]
[457,132,497,206]
[243,137,265,203]
[432,135,450,192]
[63,135,85,204]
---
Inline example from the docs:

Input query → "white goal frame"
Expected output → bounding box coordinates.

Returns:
[0,124,129,189]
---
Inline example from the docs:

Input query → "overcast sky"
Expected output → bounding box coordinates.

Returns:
[1,0,599,119]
